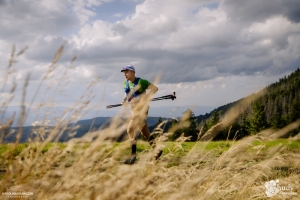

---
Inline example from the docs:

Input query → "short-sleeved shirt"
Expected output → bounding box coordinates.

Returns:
[124,77,150,101]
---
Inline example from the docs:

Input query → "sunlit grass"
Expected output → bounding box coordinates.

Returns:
[251,139,300,151]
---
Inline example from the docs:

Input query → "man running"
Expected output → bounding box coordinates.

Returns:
[121,65,163,164]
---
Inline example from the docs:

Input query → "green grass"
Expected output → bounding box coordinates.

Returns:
[0,142,68,157]
[57,142,67,149]
[203,141,232,155]
[40,142,67,154]
[12,143,28,156]
[0,144,8,156]
[0,139,299,160]
[204,141,232,151]
[250,139,300,152]
[159,141,233,156]
[41,143,54,154]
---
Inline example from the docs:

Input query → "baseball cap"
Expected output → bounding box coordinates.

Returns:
[121,65,135,72]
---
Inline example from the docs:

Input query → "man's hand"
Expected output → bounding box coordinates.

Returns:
[129,97,139,104]
[121,98,127,106]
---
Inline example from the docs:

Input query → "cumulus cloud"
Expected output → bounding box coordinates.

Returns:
[221,0,300,24]
[220,0,282,23]
[70,0,115,24]
[0,0,78,42]
[0,0,300,108]
[282,0,300,23]
[61,0,299,84]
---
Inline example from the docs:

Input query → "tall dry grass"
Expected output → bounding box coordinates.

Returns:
[0,46,299,200]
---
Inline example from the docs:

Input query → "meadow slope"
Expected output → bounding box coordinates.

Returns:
[0,139,299,200]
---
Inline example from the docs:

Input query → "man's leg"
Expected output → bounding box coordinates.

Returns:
[139,122,163,160]
[124,119,137,164]
[139,123,152,146]
[135,105,154,147]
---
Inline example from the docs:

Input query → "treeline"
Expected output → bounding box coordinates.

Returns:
[167,68,300,141]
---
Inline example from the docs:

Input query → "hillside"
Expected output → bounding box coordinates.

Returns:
[192,68,300,141]
[1,117,168,143]
[1,139,299,199]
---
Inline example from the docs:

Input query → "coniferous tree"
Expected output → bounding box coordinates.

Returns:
[270,104,285,129]
[291,97,300,122]
[201,121,209,136]
[170,109,198,141]
[169,119,180,141]
[239,112,250,138]
[208,110,220,129]
[248,101,269,134]
[183,110,198,141]
[156,117,163,127]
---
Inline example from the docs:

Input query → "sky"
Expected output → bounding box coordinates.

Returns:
[0,0,300,120]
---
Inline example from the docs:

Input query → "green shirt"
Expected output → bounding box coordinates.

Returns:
[124,77,150,98]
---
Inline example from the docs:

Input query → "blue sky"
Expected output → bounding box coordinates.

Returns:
[91,1,220,23]
[92,0,141,23]
[0,0,300,123]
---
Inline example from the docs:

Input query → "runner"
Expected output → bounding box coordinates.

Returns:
[121,65,163,164]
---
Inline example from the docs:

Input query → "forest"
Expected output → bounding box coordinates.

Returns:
[169,68,300,141]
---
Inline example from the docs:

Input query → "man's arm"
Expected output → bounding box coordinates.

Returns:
[129,83,158,103]
[145,83,158,100]
[121,93,127,104]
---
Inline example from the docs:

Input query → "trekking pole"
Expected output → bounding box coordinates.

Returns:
[106,92,176,109]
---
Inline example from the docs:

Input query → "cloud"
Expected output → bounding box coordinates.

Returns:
[220,0,283,24]
[0,0,78,42]
[282,0,300,23]
[69,0,107,24]
[24,36,79,64]
[113,13,123,17]
[221,0,300,24]
[112,22,131,35]
[0,0,300,108]
[61,0,298,84]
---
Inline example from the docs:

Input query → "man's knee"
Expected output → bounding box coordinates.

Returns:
[127,124,135,134]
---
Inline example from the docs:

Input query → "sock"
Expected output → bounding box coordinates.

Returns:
[131,140,137,155]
